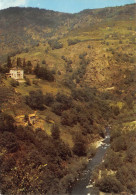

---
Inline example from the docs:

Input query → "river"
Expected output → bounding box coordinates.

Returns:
[71,128,110,195]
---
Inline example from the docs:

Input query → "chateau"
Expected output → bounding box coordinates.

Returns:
[7,67,24,80]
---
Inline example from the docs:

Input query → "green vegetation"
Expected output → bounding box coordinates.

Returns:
[34,65,55,81]
[93,90,136,193]
[67,39,81,46]
[48,40,63,50]
[25,90,44,110]
[0,3,136,195]
[10,78,19,87]
[94,124,136,193]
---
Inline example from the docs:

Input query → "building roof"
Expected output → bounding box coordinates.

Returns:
[10,67,23,71]
[29,114,36,118]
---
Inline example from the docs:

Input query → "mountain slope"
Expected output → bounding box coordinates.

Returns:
[0,3,136,195]
[0,4,135,62]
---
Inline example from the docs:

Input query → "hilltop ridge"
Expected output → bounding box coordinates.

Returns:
[0,3,135,62]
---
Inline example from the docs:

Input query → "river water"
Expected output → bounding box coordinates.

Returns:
[71,128,110,195]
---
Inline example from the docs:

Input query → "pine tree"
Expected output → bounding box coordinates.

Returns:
[27,60,32,67]
[17,57,22,67]
[34,63,40,75]
[23,58,26,67]
[7,56,12,68]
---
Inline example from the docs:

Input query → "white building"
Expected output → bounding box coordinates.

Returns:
[7,67,24,80]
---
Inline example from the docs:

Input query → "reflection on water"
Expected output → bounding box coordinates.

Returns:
[71,127,110,195]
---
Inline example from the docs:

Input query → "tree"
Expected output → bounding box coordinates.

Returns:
[24,60,32,74]
[73,133,87,156]
[25,90,44,110]
[96,175,124,193]
[23,58,26,67]
[51,124,60,140]
[0,113,15,132]
[42,60,46,64]
[10,78,19,87]
[27,60,32,67]
[35,66,54,82]
[61,111,78,126]
[7,56,12,68]
[52,102,63,116]
[44,93,54,106]
[34,63,40,75]
[113,106,120,116]
[56,92,73,110]
[17,57,22,67]
[25,77,31,86]
[0,131,19,153]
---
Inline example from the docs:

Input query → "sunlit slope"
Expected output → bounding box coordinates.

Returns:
[0,4,135,62]
[11,7,136,90]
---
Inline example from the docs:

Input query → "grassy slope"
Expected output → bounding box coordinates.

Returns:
[3,1,135,162]
[11,5,136,90]
[0,3,136,194]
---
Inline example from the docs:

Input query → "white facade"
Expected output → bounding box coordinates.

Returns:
[9,68,24,80]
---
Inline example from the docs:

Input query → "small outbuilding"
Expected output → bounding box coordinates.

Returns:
[29,113,36,125]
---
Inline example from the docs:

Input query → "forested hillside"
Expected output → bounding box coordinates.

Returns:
[0,3,136,194]
[0,4,135,62]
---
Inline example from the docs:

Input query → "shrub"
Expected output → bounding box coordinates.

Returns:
[113,106,120,116]
[116,164,136,192]
[32,79,39,85]
[67,39,81,46]
[56,141,72,160]
[25,90,44,110]
[55,93,73,110]
[57,70,61,75]
[104,149,123,170]
[79,52,87,59]
[96,175,124,193]
[119,40,123,44]
[87,145,96,158]
[25,77,31,86]
[27,150,42,168]
[126,143,136,162]
[51,124,60,140]
[48,40,63,49]
[34,66,54,82]
[0,131,19,153]
[52,102,63,116]
[61,111,78,126]
[0,113,15,132]
[51,69,56,75]
[62,78,76,89]
[111,136,127,152]
[71,87,93,102]
[10,78,19,87]
[81,123,93,135]
[110,127,122,141]
[1,157,16,172]
[61,56,66,60]
[44,93,54,106]
[73,133,87,156]
[42,60,46,64]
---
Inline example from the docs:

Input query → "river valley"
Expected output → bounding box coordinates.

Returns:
[71,128,110,195]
